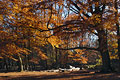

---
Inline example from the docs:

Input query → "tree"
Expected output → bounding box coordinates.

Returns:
[115,0,120,72]
[50,0,118,72]
[0,0,52,71]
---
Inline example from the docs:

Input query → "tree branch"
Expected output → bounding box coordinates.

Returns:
[56,46,98,51]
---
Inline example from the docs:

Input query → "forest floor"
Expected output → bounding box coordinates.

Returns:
[0,70,120,80]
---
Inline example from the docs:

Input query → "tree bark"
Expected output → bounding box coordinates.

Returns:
[4,58,9,71]
[115,0,120,72]
[55,47,58,64]
[117,22,120,72]
[18,55,24,72]
[98,29,112,72]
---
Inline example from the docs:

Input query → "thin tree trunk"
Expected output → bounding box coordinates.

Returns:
[25,55,29,71]
[55,47,58,65]
[18,55,23,72]
[4,58,9,71]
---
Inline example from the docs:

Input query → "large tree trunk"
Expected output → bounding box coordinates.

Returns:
[115,0,120,72]
[117,23,120,72]
[98,29,112,72]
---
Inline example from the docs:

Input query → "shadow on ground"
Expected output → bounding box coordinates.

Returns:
[0,71,120,80]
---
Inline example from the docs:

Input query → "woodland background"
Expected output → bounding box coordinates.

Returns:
[0,0,120,73]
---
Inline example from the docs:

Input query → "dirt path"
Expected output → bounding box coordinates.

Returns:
[0,70,120,80]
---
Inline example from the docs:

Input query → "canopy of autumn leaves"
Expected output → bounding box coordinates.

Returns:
[0,0,120,65]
